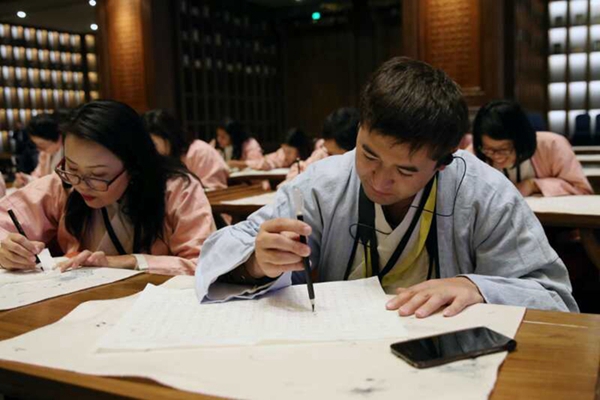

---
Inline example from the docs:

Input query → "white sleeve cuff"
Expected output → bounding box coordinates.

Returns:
[133,254,149,271]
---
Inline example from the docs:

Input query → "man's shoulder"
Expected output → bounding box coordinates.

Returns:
[447,150,522,206]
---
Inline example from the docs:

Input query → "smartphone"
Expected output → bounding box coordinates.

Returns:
[390,326,516,368]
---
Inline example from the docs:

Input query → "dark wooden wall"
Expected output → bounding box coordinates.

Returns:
[96,0,177,113]
[280,4,402,137]
[402,0,547,116]
[93,0,548,140]
[508,0,547,114]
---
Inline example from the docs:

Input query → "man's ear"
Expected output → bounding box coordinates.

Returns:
[437,146,459,171]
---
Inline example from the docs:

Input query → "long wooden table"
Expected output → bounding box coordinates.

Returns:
[0,274,598,399]
[577,154,600,167]
[526,195,600,272]
[227,168,289,187]
[207,184,273,221]
[573,146,600,155]
[584,167,600,193]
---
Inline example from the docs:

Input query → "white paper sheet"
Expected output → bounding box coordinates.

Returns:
[0,276,526,400]
[220,191,277,206]
[0,266,141,310]
[229,167,290,178]
[97,277,409,351]
[37,249,56,271]
[525,195,600,216]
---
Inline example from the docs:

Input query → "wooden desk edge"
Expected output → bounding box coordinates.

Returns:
[0,275,599,400]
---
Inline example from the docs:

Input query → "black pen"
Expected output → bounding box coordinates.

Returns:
[8,209,42,269]
[293,188,315,312]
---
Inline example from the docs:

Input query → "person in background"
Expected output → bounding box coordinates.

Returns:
[12,121,39,179]
[143,109,229,190]
[0,100,215,275]
[14,112,65,188]
[213,118,263,169]
[241,128,312,171]
[470,100,592,197]
[284,107,359,183]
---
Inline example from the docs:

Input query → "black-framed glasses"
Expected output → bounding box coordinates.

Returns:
[479,146,514,158]
[54,158,126,192]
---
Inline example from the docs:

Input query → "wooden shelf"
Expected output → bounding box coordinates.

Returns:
[0,23,98,132]
[175,0,283,143]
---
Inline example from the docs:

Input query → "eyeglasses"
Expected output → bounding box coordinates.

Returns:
[54,158,126,192]
[479,146,514,157]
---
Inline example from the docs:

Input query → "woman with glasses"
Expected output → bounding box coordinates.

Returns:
[470,100,592,197]
[0,100,215,275]
[142,109,229,190]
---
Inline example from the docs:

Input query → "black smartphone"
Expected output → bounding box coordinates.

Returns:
[390,326,516,368]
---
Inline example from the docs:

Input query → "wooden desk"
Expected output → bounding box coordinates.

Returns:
[207,184,273,221]
[227,168,289,187]
[577,154,600,167]
[0,275,598,400]
[584,167,600,193]
[573,145,600,155]
[526,196,600,272]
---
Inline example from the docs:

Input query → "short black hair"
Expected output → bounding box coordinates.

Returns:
[359,57,468,161]
[142,109,190,159]
[27,113,61,142]
[472,100,537,164]
[322,107,359,151]
[284,128,312,160]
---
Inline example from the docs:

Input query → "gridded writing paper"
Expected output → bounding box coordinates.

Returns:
[97,277,408,351]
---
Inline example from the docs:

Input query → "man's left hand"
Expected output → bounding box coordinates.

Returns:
[385,277,484,318]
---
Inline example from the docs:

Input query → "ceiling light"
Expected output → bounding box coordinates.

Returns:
[89,0,97,6]
[90,23,98,31]
[17,11,26,18]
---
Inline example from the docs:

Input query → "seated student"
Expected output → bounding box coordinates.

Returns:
[243,128,312,171]
[196,57,577,316]
[469,100,593,197]
[284,107,359,182]
[0,100,215,275]
[14,112,64,188]
[213,118,263,169]
[143,109,229,190]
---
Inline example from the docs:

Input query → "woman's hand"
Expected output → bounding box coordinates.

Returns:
[58,251,137,272]
[0,233,45,271]
[228,160,247,169]
[516,179,540,197]
[14,173,33,189]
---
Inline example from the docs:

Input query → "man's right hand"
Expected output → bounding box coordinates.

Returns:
[246,218,312,279]
[0,233,44,270]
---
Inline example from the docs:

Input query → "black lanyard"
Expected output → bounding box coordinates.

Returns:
[503,163,521,183]
[101,207,140,255]
[344,176,439,282]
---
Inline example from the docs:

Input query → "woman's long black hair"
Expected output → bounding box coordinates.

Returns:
[142,109,190,160]
[217,117,250,160]
[284,128,312,160]
[62,100,191,252]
